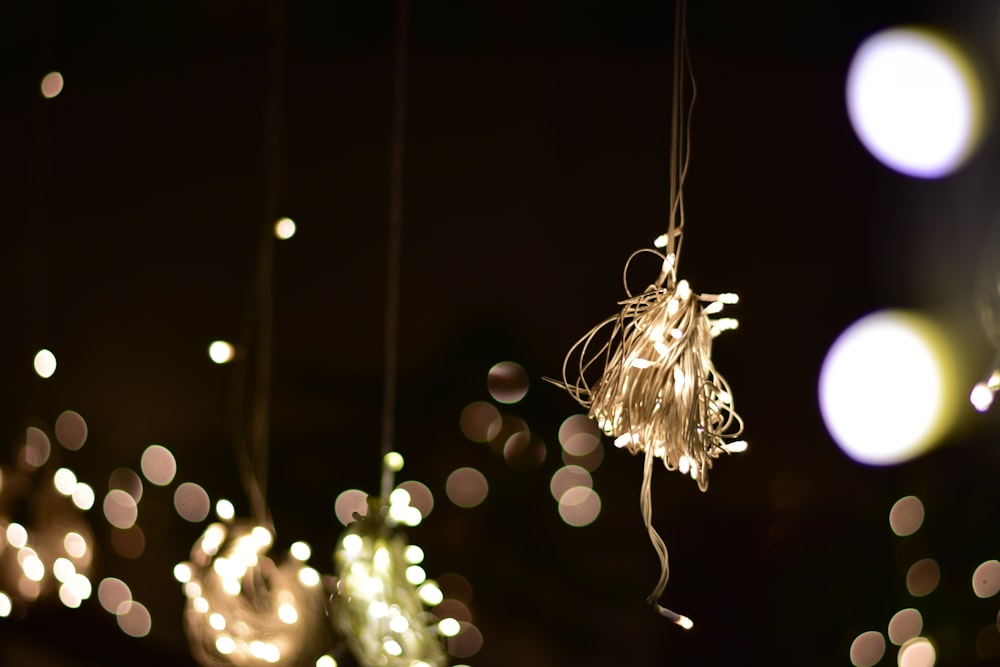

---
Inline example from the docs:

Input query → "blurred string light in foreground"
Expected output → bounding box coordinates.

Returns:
[178,522,327,666]
[819,310,958,466]
[209,341,237,365]
[846,27,985,179]
[273,217,296,240]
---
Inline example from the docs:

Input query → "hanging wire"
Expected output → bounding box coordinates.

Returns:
[380,0,412,503]
[231,0,287,529]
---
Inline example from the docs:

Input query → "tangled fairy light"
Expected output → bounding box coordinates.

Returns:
[177,521,327,666]
[331,496,450,667]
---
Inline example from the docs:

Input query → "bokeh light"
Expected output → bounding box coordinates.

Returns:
[140,444,177,486]
[98,577,132,615]
[906,558,941,597]
[397,480,434,519]
[117,600,152,637]
[973,560,1000,598]
[446,621,483,659]
[0,592,11,617]
[71,482,95,511]
[562,443,604,471]
[502,431,546,471]
[888,608,923,645]
[103,489,138,529]
[111,526,145,559]
[557,486,601,527]
[55,410,88,450]
[274,217,296,240]
[487,361,529,404]
[549,465,592,501]
[445,468,488,509]
[108,468,144,503]
[459,401,501,443]
[846,27,984,178]
[40,71,64,98]
[898,636,936,667]
[174,482,211,522]
[889,496,925,537]
[23,427,51,468]
[818,311,956,465]
[316,656,338,667]
[334,489,368,526]
[208,340,236,364]
[850,630,886,667]
[384,451,404,472]
[438,573,474,606]
[559,414,601,456]
[33,349,57,378]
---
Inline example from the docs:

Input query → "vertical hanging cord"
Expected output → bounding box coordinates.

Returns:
[236,0,285,528]
[380,0,411,502]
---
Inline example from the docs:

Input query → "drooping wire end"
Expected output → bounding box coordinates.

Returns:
[651,602,694,630]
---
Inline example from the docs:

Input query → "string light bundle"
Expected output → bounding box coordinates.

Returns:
[177,521,326,666]
[331,493,448,667]
[550,0,746,627]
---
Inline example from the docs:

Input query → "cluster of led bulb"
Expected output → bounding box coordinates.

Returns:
[0,465,96,618]
[176,520,327,666]
[331,492,458,667]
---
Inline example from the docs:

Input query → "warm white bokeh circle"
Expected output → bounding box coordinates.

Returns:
[819,311,955,466]
[846,27,983,178]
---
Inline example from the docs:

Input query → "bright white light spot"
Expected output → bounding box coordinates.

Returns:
[41,72,64,98]
[68,573,92,599]
[251,525,272,547]
[59,584,82,608]
[6,523,27,548]
[342,533,364,554]
[398,480,434,518]
[406,565,427,585]
[0,592,11,617]
[383,639,402,656]
[389,615,409,633]
[889,496,925,537]
[383,451,404,471]
[193,596,210,613]
[418,582,444,606]
[53,468,77,495]
[298,566,320,588]
[22,555,45,581]
[208,612,226,630]
[316,656,338,667]
[846,27,983,178]
[404,544,424,564]
[208,340,236,364]
[971,382,994,412]
[898,637,936,667]
[72,482,95,511]
[973,560,1000,598]
[818,311,955,465]
[34,349,57,378]
[290,541,311,561]
[274,217,296,239]
[278,603,298,624]
[216,636,236,654]
[216,498,235,521]
[173,563,192,583]
[53,557,76,583]
[140,445,177,486]
[850,630,886,667]
[439,617,461,637]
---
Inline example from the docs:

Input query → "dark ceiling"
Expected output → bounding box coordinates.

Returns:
[3,1,1000,666]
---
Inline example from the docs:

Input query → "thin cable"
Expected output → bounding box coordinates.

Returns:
[381,0,411,502]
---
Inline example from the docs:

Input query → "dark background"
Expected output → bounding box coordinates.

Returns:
[3,1,1000,665]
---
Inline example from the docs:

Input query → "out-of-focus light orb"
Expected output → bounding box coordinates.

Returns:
[446,621,484,659]
[290,541,311,562]
[55,410,88,450]
[103,489,139,529]
[973,560,1000,598]
[208,340,235,364]
[274,217,296,240]
[850,630,886,667]
[559,414,601,456]
[7,523,28,548]
[33,349,57,378]
[215,498,235,521]
[64,532,87,559]
[549,465,592,501]
[140,444,177,486]
[40,71,64,99]
[907,558,941,597]
[899,637,936,667]
[174,483,210,522]
[889,496,925,536]
[108,468,143,503]
[334,489,368,526]
[558,487,601,527]
[971,381,994,412]
[445,468,488,508]
[24,427,51,468]
[117,600,152,637]
[459,401,502,443]
[53,467,78,495]
[487,361,529,404]
[439,617,461,637]
[72,482,95,511]
[0,592,11,617]
[174,563,193,583]
[846,27,984,178]
[418,582,443,606]
[316,656,338,667]
[98,577,132,615]
[818,311,956,466]
[889,608,923,646]
[398,480,434,518]
[384,451,405,472]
